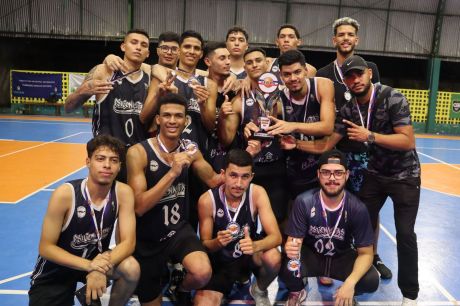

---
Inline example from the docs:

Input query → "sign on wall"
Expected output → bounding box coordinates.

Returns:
[11,71,62,101]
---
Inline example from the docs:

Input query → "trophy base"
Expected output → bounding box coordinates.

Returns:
[250,132,274,141]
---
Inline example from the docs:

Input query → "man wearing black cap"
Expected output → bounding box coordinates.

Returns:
[280,149,379,306]
[293,55,421,306]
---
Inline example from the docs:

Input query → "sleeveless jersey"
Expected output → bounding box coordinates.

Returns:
[206,91,237,172]
[209,184,257,263]
[135,139,189,256]
[281,78,322,186]
[92,70,150,147]
[31,179,118,284]
[174,75,208,152]
[241,90,284,164]
[230,67,247,80]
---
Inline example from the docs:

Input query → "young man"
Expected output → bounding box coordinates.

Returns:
[225,26,249,79]
[268,24,317,80]
[294,56,421,305]
[195,149,282,306]
[203,41,241,172]
[29,135,139,306]
[126,93,223,306]
[218,47,288,223]
[280,149,379,306]
[268,49,335,198]
[65,29,151,182]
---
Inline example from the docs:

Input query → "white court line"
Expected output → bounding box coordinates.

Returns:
[0,290,29,295]
[417,147,460,151]
[41,189,55,192]
[0,132,89,159]
[0,119,89,126]
[422,186,460,198]
[380,224,458,305]
[417,151,460,171]
[0,165,87,204]
[0,272,32,285]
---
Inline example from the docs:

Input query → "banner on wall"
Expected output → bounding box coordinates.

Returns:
[69,73,95,102]
[12,71,62,101]
[450,93,460,119]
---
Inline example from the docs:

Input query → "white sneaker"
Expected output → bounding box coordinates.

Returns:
[249,282,271,306]
[285,289,307,306]
[401,297,417,306]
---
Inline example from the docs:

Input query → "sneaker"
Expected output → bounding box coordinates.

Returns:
[249,282,271,306]
[373,255,392,279]
[166,266,186,300]
[318,276,333,286]
[285,289,307,306]
[401,297,417,306]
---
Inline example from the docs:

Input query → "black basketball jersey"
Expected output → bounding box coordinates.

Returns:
[209,184,257,263]
[230,68,247,80]
[92,71,150,147]
[174,75,208,152]
[206,91,238,172]
[135,139,189,256]
[31,179,118,284]
[281,78,322,186]
[241,91,284,164]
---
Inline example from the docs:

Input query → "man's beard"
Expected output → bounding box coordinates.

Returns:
[321,183,345,198]
[337,44,355,58]
[352,81,372,98]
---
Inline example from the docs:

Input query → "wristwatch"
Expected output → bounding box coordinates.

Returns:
[367,132,376,144]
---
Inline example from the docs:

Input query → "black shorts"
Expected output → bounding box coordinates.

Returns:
[29,270,86,306]
[134,223,205,303]
[202,255,256,295]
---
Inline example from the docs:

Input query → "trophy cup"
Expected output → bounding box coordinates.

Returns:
[250,72,280,141]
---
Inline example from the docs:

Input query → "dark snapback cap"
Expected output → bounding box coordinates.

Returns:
[317,149,348,170]
[341,55,369,76]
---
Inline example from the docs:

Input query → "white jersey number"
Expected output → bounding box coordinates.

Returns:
[125,118,134,138]
[162,203,181,226]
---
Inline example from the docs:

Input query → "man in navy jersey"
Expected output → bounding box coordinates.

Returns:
[219,47,289,223]
[65,29,151,183]
[267,49,335,198]
[126,93,223,306]
[194,149,282,306]
[280,149,379,306]
[29,135,139,306]
[225,26,249,80]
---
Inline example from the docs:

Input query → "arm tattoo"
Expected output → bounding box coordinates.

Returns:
[84,66,98,82]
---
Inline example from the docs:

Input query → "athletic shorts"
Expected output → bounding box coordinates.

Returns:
[29,270,86,306]
[134,223,205,303]
[202,255,256,295]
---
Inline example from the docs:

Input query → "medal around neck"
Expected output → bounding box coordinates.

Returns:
[187,76,200,89]
[344,91,352,102]
[180,139,198,156]
[226,221,241,239]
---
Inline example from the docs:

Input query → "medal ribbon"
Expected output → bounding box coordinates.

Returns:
[84,180,111,253]
[219,185,246,223]
[355,85,376,130]
[319,190,346,243]
[157,135,181,154]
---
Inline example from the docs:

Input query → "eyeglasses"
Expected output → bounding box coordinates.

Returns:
[319,169,346,179]
[158,45,179,54]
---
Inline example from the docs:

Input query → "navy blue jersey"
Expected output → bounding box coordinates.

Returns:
[92,70,150,147]
[31,179,118,284]
[286,189,374,257]
[230,68,247,80]
[174,75,209,152]
[241,91,284,164]
[206,91,238,172]
[209,184,258,263]
[135,139,189,256]
[281,78,322,186]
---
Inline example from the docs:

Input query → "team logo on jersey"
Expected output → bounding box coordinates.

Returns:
[310,206,316,218]
[113,98,143,115]
[217,208,224,218]
[77,206,86,218]
[272,65,279,73]
[150,160,159,172]
[245,98,254,106]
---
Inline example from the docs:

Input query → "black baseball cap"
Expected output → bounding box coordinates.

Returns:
[341,55,369,76]
[317,149,348,170]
